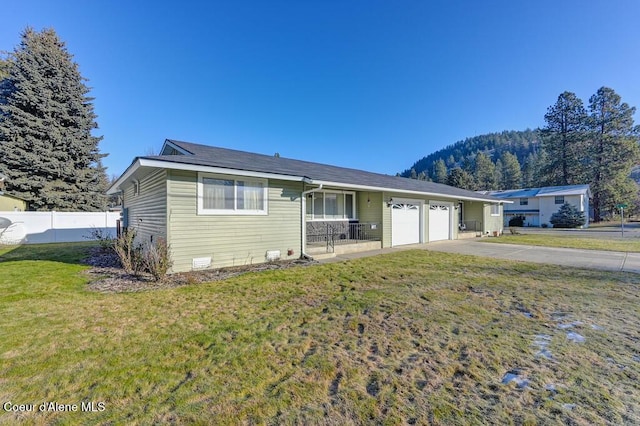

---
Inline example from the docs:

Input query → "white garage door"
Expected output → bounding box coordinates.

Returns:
[429,203,451,242]
[391,203,420,246]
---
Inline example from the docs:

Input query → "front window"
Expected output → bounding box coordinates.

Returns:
[555,196,564,204]
[308,191,356,220]
[520,198,528,206]
[490,203,500,216]
[199,173,267,215]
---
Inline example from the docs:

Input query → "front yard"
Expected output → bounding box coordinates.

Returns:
[486,233,640,252]
[1,243,639,424]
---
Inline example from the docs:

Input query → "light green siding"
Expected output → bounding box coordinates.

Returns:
[167,170,303,272]
[123,169,167,245]
[483,203,504,234]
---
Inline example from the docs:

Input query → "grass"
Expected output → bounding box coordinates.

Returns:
[1,243,639,424]
[484,233,640,252]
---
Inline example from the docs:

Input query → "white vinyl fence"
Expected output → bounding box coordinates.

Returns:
[0,211,120,244]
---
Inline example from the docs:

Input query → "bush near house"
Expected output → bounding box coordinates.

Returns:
[550,203,586,228]
[508,215,526,227]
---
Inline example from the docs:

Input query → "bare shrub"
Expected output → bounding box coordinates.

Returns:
[143,238,173,281]
[113,229,143,276]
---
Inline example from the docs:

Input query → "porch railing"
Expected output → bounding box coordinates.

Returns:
[459,220,481,234]
[307,222,381,252]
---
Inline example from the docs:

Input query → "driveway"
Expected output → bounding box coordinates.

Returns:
[425,239,640,274]
[320,239,640,274]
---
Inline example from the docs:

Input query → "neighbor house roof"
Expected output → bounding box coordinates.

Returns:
[487,184,591,200]
[108,139,506,203]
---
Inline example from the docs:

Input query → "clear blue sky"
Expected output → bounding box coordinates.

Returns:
[3,1,640,178]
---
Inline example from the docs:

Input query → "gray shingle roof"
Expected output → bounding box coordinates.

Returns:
[138,139,504,202]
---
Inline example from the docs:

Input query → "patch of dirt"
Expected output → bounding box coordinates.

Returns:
[82,247,318,293]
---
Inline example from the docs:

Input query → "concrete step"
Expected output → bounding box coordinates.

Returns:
[310,252,336,261]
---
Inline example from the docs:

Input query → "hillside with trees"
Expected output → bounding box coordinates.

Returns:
[400,87,640,221]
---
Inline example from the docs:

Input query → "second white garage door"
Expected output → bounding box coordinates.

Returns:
[428,203,451,242]
[391,203,421,246]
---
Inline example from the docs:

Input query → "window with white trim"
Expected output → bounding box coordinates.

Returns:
[307,191,356,220]
[519,198,528,206]
[198,173,267,215]
[490,203,500,216]
[555,196,564,204]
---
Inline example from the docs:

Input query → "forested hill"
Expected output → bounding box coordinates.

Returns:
[399,129,540,180]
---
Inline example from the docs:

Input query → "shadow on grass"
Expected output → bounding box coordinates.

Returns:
[0,241,96,265]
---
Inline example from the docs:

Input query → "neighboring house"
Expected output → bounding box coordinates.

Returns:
[107,140,508,273]
[0,193,28,211]
[488,184,591,228]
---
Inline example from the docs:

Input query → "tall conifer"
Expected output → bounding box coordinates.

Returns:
[0,28,108,211]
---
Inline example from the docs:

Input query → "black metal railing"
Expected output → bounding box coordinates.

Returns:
[459,220,481,233]
[307,222,381,252]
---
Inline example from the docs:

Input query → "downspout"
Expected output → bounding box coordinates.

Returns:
[301,183,323,259]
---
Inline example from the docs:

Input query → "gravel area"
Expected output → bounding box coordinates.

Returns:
[82,247,317,293]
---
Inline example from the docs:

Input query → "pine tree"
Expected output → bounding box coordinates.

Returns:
[0,28,108,211]
[540,92,587,186]
[586,87,639,222]
[500,152,522,189]
[434,159,447,184]
[474,152,497,190]
[446,168,475,190]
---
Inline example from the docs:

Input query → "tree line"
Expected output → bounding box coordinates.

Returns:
[402,88,640,222]
[0,28,109,211]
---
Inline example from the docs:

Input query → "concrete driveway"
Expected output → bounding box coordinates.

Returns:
[425,239,640,274]
[320,239,640,274]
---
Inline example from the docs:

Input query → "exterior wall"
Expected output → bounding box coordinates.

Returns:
[483,203,504,235]
[123,169,167,245]
[0,195,27,211]
[539,194,584,227]
[166,170,303,272]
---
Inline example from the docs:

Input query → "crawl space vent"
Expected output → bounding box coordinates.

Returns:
[192,257,212,269]
[266,250,281,261]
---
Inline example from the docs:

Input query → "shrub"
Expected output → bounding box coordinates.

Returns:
[85,227,113,252]
[550,203,586,228]
[508,215,526,227]
[143,238,173,281]
[113,229,143,275]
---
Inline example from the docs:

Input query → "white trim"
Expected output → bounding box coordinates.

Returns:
[197,172,268,216]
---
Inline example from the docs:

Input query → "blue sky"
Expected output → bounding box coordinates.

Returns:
[3,1,640,178]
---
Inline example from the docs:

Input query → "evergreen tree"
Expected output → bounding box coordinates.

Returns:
[586,87,640,222]
[494,159,504,190]
[446,167,475,190]
[0,28,108,211]
[521,152,540,188]
[434,159,447,184]
[474,152,497,190]
[500,152,522,189]
[549,202,586,228]
[540,92,587,185]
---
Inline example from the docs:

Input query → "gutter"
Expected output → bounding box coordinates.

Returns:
[301,183,323,259]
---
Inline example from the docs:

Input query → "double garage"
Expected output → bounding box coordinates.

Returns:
[391,200,453,246]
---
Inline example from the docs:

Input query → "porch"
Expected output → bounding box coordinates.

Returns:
[306,221,382,258]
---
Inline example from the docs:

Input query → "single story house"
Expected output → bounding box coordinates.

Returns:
[107,140,508,272]
[487,184,591,228]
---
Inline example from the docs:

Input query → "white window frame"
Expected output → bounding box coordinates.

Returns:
[555,196,565,205]
[490,203,500,216]
[308,190,356,221]
[197,172,268,215]
[519,198,528,206]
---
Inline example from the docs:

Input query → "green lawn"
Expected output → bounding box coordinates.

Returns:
[484,233,640,252]
[1,243,639,425]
